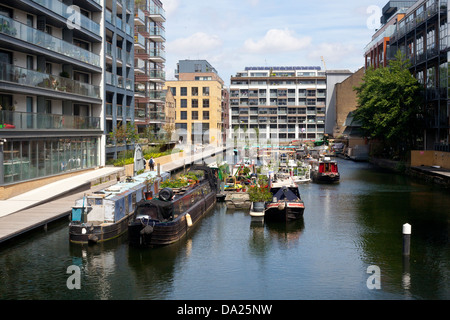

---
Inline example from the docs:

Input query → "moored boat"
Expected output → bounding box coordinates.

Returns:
[69,171,168,244]
[128,165,217,247]
[310,157,340,183]
[265,176,305,222]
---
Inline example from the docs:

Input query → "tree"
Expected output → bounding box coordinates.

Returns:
[353,51,424,158]
[109,122,139,145]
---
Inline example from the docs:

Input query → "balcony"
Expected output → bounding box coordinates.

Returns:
[135,82,146,96]
[134,33,146,50]
[149,27,165,42]
[146,2,166,22]
[0,62,101,99]
[30,0,100,35]
[148,69,165,82]
[134,8,145,26]
[0,110,101,130]
[149,49,166,62]
[0,15,100,68]
[148,89,166,102]
[105,72,117,86]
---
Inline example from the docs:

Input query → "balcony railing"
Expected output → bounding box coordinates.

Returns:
[149,69,165,80]
[31,0,100,35]
[0,62,101,99]
[149,27,165,40]
[0,110,101,130]
[0,15,100,67]
[134,33,146,48]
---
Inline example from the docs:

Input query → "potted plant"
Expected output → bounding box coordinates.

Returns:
[248,185,272,212]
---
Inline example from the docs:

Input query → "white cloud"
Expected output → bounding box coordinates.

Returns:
[163,0,180,17]
[243,28,312,54]
[307,42,357,68]
[166,32,223,57]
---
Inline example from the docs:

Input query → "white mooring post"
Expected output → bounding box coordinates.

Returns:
[402,223,412,256]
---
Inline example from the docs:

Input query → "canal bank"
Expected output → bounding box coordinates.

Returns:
[0,146,228,245]
[369,157,450,188]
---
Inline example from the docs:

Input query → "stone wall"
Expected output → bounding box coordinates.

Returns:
[410,150,450,170]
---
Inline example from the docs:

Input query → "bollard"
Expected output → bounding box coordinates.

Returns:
[402,223,411,256]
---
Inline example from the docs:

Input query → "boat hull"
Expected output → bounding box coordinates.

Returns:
[128,192,216,246]
[311,172,340,183]
[264,202,305,222]
[69,213,133,244]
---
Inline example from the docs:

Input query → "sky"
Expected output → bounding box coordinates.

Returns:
[162,0,389,86]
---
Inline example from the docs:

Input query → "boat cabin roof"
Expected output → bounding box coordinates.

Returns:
[87,171,169,201]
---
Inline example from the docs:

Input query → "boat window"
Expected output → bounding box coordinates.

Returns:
[136,206,158,220]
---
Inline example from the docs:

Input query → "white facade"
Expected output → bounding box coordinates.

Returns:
[230,67,327,144]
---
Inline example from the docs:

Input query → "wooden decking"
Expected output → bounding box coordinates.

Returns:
[0,181,116,244]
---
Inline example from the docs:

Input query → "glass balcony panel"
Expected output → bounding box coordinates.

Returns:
[0,110,100,130]
[0,62,100,98]
[0,16,100,67]
[31,0,100,35]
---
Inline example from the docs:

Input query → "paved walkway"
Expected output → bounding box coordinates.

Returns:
[0,146,229,243]
[0,166,123,219]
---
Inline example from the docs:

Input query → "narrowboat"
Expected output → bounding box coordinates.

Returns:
[69,171,169,244]
[310,157,340,183]
[265,176,305,222]
[128,165,217,247]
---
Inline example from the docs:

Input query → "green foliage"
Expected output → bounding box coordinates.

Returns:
[109,122,139,144]
[353,50,424,155]
[111,147,182,167]
[248,186,272,202]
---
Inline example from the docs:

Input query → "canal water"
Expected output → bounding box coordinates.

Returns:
[0,159,449,300]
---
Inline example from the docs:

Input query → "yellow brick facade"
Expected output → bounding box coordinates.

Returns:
[164,80,223,147]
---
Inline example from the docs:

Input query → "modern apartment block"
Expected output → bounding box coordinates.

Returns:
[373,0,449,150]
[364,1,416,69]
[229,66,327,144]
[165,60,228,147]
[133,0,166,140]
[0,0,103,187]
[104,0,135,160]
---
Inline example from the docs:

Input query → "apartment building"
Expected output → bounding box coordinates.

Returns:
[381,0,449,150]
[364,1,416,69]
[0,0,103,186]
[229,66,327,144]
[133,0,166,141]
[165,60,227,147]
[104,0,135,160]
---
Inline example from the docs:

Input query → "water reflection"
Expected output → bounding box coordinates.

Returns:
[0,159,449,299]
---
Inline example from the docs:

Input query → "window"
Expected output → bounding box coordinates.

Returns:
[192,87,198,96]
[180,111,187,120]
[427,28,435,52]
[192,111,198,120]
[416,35,424,59]
[170,87,176,96]
[427,67,436,88]
[180,99,187,108]
[192,99,198,108]
[26,55,34,70]
[202,87,210,96]
[202,99,209,108]
[440,21,447,50]
[180,87,187,96]
[203,111,209,120]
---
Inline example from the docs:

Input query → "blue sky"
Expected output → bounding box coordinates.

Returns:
[163,0,389,85]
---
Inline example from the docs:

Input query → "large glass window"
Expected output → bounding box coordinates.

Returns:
[1,137,99,185]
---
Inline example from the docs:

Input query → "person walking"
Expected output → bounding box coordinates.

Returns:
[149,157,155,171]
